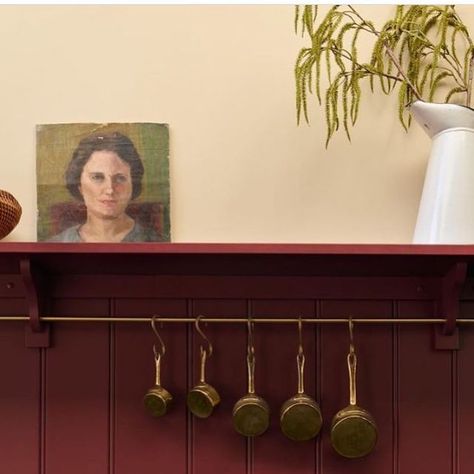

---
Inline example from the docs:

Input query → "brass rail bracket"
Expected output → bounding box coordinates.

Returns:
[434,262,467,350]
[20,257,50,348]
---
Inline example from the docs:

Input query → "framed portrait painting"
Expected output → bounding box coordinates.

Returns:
[36,123,170,243]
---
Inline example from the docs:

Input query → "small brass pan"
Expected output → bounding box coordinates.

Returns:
[144,317,173,418]
[232,321,270,437]
[187,318,220,418]
[280,352,322,441]
[330,321,377,458]
[280,319,322,441]
[232,353,270,437]
[144,360,173,418]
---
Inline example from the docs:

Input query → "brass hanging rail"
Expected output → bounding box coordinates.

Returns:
[0,316,473,324]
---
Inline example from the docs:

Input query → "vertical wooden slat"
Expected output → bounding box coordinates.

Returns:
[40,347,46,474]
[186,300,193,474]
[320,300,393,474]
[392,301,400,474]
[0,306,40,474]
[398,300,451,474]
[315,300,322,474]
[114,299,188,474]
[452,349,458,474]
[457,301,474,474]
[191,299,247,474]
[247,300,254,474]
[252,299,316,474]
[109,302,116,474]
[45,298,110,474]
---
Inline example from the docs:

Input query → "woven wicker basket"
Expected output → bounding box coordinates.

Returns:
[0,190,21,239]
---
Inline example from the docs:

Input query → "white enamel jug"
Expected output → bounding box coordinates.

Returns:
[411,100,474,243]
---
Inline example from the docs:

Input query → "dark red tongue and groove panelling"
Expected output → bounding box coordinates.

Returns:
[0,243,472,474]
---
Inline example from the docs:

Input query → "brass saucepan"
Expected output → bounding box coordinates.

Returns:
[232,319,270,437]
[187,316,220,418]
[280,319,322,441]
[144,316,173,417]
[330,319,377,458]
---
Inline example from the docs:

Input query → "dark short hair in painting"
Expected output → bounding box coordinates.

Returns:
[65,132,144,201]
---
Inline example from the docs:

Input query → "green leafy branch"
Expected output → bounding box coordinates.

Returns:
[295,5,474,146]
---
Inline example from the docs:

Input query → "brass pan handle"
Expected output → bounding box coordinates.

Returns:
[347,317,357,406]
[247,351,256,394]
[246,318,256,394]
[151,315,166,387]
[348,351,357,406]
[199,347,207,384]
[297,317,305,395]
[154,353,162,387]
[297,352,305,395]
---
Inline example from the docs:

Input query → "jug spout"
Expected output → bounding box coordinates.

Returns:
[410,100,474,138]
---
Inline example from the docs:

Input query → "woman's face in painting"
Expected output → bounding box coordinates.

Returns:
[79,150,133,220]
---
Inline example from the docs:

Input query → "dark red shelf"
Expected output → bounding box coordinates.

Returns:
[0,243,473,474]
[1,242,474,277]
[3,241,474,254]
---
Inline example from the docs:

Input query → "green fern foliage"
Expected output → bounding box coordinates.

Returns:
[295,5,474,146]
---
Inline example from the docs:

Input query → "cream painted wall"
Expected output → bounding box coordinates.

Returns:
[0,5,472,243]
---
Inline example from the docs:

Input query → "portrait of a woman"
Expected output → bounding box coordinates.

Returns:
[37,124,170,243]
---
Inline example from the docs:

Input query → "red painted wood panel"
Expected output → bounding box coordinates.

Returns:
[114,299,188,474]
[50,275,438,300]
[398,300,452,474]
[320,300,394,474]
[45,299,110,474]
[252,300,317,474]
[0,294,40,474]
[191,300,247,474]
[0,316,40,474]
[457,301,474,474]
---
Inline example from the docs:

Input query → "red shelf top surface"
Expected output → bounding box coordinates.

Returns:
[1,242,474,255]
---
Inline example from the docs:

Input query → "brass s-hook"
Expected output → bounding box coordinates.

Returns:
[187,315,220,418]
[151,314,166,361]
[195,315,213,359]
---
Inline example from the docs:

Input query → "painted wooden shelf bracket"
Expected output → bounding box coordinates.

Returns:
[434,261,467,350]
[20,257,50,348]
